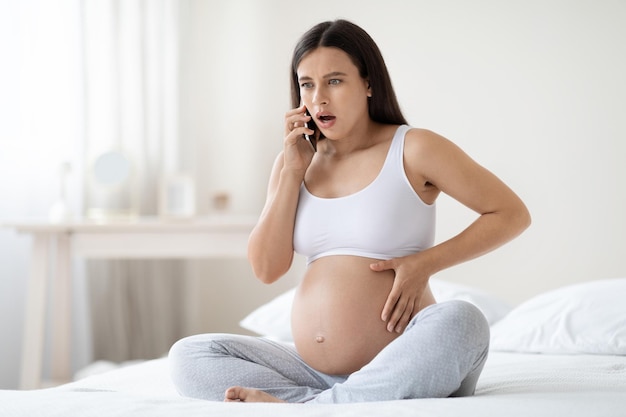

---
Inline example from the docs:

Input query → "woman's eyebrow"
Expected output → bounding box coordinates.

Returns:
[323,71,348,78]
[298,71,348,82]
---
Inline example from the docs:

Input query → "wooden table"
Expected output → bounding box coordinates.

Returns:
[3,215,257,389]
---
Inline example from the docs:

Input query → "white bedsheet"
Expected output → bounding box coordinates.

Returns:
[1,352,625,417]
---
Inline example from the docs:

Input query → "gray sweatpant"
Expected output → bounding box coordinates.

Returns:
[168,300,489,403]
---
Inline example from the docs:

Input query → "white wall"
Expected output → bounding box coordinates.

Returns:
[178,0,626,304]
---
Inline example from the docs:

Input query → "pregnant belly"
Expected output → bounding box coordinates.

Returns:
[291,255,434,375]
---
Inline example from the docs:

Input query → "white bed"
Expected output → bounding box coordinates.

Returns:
[1,278,625,417]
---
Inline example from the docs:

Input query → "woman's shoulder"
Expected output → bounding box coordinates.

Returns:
[403,127,466,167]
[404,126,442,141]
[403,127,450,152]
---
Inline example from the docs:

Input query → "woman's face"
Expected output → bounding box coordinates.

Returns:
[297,47,371,139]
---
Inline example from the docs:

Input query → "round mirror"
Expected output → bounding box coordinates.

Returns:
[92,151,132,186]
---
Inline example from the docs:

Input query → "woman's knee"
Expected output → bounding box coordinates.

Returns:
[436,299,487,324]
[448,300,489,338]
[169,333,234,364]
[418,300,490,347]
[168,333,234,400]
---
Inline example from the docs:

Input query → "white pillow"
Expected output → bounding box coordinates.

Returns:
[240,279,511,342]
[429,279,512,325]
[239,288,295,342]
[490,278,626,355]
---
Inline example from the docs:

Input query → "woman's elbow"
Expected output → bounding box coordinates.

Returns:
[513,201,532,235]
[251,265,283,284]
[247,253,291,285]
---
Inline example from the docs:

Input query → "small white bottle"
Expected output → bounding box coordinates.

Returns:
[48,162,74,223]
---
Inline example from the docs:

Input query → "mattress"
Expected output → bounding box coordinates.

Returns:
[3,278,625,416]
[1,352,625,417]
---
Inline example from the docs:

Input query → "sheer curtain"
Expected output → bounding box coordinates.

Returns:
[81,0,186,362]
[0,0,88,388]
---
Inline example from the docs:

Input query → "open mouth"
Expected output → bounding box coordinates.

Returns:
[316,113,336,126]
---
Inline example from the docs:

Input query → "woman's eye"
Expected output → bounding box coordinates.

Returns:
[329,79,341,85]
[300,82,313,89]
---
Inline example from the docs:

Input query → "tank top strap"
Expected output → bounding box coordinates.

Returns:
[380,124,411,178]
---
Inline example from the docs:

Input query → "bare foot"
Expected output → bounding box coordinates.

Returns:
[224,386,286,403]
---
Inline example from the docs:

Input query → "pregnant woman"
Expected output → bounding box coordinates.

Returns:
[169,19,530,404]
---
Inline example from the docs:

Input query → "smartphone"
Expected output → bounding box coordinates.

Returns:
[304,109,324,152]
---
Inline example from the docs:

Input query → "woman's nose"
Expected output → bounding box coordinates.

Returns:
[312,87,328,106]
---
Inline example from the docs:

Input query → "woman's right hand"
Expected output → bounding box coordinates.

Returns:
[283,104,316,177]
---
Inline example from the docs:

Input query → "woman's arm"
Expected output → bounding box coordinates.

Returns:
[247,154,300,283]
[372,128,531,332]
[247,106,315,283]
[408,128,531,273]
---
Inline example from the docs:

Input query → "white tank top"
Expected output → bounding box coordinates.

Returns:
[293,125,436,265]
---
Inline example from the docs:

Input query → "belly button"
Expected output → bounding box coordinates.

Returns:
[315,335,325,343]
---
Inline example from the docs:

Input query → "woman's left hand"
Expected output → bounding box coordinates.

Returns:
[370,255,430,333]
